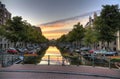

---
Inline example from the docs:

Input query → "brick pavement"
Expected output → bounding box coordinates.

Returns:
[0,64,120,79]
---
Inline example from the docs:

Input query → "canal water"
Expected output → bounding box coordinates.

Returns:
[38,46,70,65]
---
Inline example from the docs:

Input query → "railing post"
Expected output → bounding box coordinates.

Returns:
[109,56,111,69]
[48,55,50,65]
[1,53,4,67]
[92,54,95,67]
[34,56,36,65]
[12,55,13,65]
[22,55,24,65]
[62,57,65,66]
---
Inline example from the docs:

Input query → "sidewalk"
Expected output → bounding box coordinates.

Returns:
[0,64,120,79]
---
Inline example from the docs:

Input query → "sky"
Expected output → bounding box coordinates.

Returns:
[1,0,120,40]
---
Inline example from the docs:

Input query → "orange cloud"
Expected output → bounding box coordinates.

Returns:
[40,17,89,40]
[44,32,67,40]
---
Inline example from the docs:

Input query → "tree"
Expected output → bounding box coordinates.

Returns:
[67,22,85,47]
[4,16,24,46]
[57,34,67,43]
[94,5,120,50]
[84,27,99,48]
[3,16,48,47]
[101,5,120,32]
[57,22,85,48]
[0,25,6,36]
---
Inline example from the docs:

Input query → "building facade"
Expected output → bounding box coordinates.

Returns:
[0,2,13,50]
[0,2,11,25]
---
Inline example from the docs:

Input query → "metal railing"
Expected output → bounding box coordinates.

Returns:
[1,53,118,69]
[0,53,19,67]
[39,55,70,66]
[77,54,117,69]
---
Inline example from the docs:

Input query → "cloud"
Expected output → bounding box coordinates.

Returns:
[39,16,89,40]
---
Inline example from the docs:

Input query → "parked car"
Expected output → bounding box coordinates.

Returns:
[89,49,94,54]
[28,49,37,54]
[93,49,118,56]
[16,48,23,52]
[7,48,18,54]
[27,46,34,50]
[22,48,29,54]
[104,51,118,56]
[74,48,81,53]
[80,47,91,51]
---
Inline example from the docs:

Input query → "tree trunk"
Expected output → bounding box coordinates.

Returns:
[101,41,104,49]
[14,42,17,48]
[25,42,27,47]
[107,41,110,51]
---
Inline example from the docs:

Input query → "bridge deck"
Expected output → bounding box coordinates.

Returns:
[0,64,120,79]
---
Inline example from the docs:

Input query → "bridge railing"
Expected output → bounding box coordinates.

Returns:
[39,55,70,66]
[0,53,19,67]
[76,54,118,69]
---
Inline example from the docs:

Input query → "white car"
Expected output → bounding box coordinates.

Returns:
[104,51,117,56]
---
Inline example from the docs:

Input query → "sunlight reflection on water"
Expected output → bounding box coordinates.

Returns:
[38,46,69,65]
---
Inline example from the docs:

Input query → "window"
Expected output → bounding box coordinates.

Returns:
[0,38,2,42]
[4,44,6,48]
[0,44,2,49]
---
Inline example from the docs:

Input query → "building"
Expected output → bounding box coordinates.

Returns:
[0,2,11,25]
[0,2,13,50]
[85,12,97,28]
[85,12,120,51]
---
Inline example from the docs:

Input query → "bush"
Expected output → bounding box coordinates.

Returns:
[111,59,120,62]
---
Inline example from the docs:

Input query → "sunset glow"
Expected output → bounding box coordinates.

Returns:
[40,17,89,40]
[39,46,70,65]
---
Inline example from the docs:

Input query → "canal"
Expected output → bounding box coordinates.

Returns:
[22,45,117,69]
[38,46,70,65]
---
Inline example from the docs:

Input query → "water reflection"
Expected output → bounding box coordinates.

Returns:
[38,46,69,65]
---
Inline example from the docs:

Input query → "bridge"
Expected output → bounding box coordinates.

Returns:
[1,54,120,79]
[0,64,120,79]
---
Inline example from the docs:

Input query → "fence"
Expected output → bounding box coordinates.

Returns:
[0,53,118,69]
[0,53,19,67]
[78,54,117,69]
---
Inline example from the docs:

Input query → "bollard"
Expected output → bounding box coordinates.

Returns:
[1,53,4,67]
[22,56,24,65]
[62,57,65,66]
[109,56,111,69]
[12,55,13,65]
[92,54,95,67]
[48,55,50,65]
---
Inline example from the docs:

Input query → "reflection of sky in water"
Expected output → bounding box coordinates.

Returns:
[45,46,62,55]
[38,46,69,65]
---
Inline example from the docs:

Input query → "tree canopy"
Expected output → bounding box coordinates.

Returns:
[1,16,48,46]
[57,22,85,45]
[94,5,120,48]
